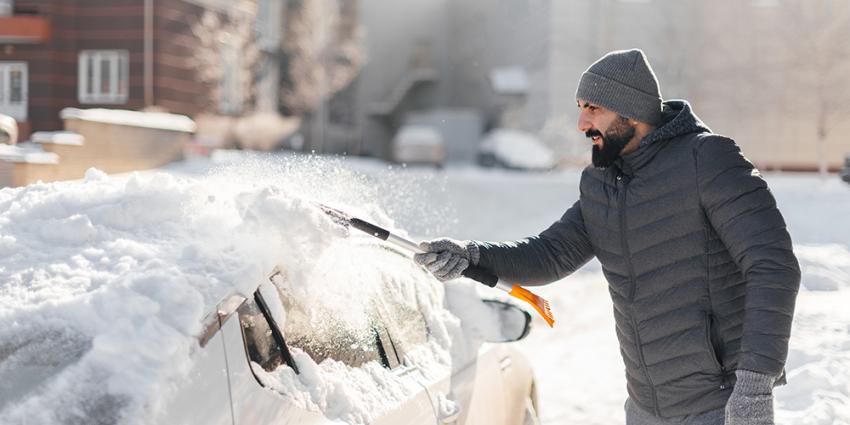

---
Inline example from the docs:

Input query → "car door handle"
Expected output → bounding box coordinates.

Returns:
[439,407,461,424]
[500,356,512,372]
[437,394,462,424]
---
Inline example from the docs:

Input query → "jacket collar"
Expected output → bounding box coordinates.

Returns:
[614,100,711,176]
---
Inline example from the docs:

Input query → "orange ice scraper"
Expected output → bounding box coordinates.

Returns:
[316,203,555,327]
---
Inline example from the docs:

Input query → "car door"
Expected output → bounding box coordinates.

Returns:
[407,341,508,425]
[368,253,515,425]
[156,307,235,425]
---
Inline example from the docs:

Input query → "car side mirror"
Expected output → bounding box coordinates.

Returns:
[482,300,532,342]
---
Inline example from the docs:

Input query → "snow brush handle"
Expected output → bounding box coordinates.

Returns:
[462,265,555,328]
[461,265,499,287]
[336,212,554,326]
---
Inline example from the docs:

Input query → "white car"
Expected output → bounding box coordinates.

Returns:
[478,129,555,171]
[163,267,537,424]
[392,125,446,167]
[2,240,539,425]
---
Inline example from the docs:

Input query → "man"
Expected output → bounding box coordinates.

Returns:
[414,49,800,425]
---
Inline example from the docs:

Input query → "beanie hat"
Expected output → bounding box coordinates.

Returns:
[575,49,663,125]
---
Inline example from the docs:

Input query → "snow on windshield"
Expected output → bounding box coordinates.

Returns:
[0,157,497,424]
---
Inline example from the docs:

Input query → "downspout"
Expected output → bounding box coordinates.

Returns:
[144,0,154,107]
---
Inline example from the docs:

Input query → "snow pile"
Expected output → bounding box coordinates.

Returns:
[0,142,59,164]
[774,243,850,424]
[60,108,196,133]
[0,157,497,425]
[479,129,555,170]
[31,131,85,146]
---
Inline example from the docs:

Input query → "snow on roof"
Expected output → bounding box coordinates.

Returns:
[31,131,85,146]
[489,67,530,95]
[0,156,500,424]
[60,108,196,133]
[0,143,59,164]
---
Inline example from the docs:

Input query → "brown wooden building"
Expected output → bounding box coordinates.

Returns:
[0,0,280,140]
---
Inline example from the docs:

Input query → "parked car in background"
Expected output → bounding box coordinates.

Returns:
[392,125,445,167]
[841,154,850,183]
[478,129,555,171]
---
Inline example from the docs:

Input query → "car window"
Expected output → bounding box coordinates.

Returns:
[236,297,285,373]
[278,297,383,368]
[375,283,429,364]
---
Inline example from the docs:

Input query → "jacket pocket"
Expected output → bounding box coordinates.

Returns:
[703,313,724,372]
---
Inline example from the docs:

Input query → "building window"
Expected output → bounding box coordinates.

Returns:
[0,62,28,121]
[78,50,129,104]
[255,0,281,52]
[218,37,243,115]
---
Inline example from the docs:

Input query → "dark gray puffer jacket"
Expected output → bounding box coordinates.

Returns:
[474,100,800,417]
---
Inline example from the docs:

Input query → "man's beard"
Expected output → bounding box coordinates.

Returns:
[587,116,635,169]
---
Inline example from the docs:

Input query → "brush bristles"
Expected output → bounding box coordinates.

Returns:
[509,285,555,327]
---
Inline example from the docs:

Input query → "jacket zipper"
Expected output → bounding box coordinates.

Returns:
[618,173,660,416]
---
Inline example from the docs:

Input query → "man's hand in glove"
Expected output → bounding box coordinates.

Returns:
[725,369,776,425]
[413,238,480,281]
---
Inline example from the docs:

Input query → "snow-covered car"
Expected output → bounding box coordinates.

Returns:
[0,170,538,425]
[155,262,538,425]
[841,153,850,183]
[478,129,555,171]
[392,125,446,167]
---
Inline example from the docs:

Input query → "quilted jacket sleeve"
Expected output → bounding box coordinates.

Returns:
[472,201,595,286]
[695,135,801,376]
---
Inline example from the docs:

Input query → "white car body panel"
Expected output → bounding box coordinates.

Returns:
[156,323,234,425]
[423,342,508,425]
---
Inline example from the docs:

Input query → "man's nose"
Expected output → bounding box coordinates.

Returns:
[577,111,592,133]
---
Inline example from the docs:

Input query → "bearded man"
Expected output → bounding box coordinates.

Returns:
[414,49,800,425]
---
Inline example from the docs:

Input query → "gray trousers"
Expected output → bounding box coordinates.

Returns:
[626,399,725,425]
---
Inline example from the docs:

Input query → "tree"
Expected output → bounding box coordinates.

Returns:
[191,6,261,114]
[280,0,363,116]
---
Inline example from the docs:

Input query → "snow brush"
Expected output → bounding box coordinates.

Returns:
[315,203,555,327]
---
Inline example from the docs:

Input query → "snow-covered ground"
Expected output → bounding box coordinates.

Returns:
[392,166,850,425]
[2,151,849,424]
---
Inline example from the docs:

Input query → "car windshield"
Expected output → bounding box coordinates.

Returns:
[269,240,430,369]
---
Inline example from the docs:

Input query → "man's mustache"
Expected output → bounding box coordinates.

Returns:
[586,129,603,139]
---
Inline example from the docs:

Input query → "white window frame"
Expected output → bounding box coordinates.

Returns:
[78,50,129,104]
[0,61,28,121]
[255,0,281,52]
[218,37,243,115]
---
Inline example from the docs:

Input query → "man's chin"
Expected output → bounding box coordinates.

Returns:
[592,147,618,168]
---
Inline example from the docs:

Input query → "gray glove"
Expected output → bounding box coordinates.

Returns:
[725,369,776,425]
[413,238,480,281]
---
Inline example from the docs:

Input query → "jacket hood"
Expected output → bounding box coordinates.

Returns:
[613,100,711,175]
[640,99,711,147]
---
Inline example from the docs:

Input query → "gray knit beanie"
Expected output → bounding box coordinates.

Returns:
[575,49,663,125]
